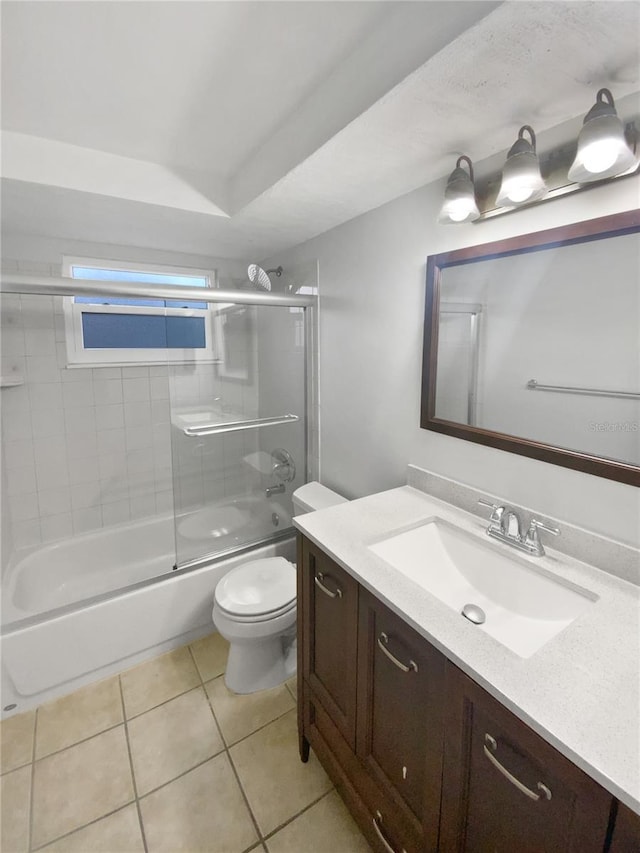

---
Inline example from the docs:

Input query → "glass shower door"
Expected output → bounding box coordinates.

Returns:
[169,302,307,568]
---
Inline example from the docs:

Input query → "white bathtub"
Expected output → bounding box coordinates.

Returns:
[1,507,295,717]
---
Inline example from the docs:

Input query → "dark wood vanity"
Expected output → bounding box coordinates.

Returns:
[297,534,640,852]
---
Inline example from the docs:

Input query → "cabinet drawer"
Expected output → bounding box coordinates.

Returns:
[440,665,612,853]
[357,588,445,843]
[305,690,424,853]
[300,537,359,747]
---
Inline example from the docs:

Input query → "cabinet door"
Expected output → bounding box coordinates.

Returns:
[357,588,446,848]
[300,536,359,748]
[440,665,612,853]
[609,802,640,853]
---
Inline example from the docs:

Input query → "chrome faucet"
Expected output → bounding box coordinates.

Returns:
[265,483,286,498]
[478,499,560,556]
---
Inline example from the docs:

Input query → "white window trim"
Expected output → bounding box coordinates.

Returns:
[62,256,220,367]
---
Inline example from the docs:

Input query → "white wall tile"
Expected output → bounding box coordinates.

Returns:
[4,440,35,471]
[70,482,102,510]
[63,406,97,436]
[26,356,61,383]
[130,493,156,519]
[38,487,72,517]
[60,367,94,383]
[68,456,100,485]
[24,328,56,356]
[40,513,73,543]
[7,465,37,496]
[97,429,126,456]
[10,493,40,522]
[29,382,63,410]
[101,500,131,526]
[150,377,169,399]
[72,507,103,534]
[62,381,94,408]
[123,377,150,402]
[65,434,98,460]
[93,378,123,405]
[124,401,152,428]
[35,459,70,490]
[96,404,125,430]
[13,518,41,548]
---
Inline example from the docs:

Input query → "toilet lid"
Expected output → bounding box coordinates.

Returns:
[215,557,296,617]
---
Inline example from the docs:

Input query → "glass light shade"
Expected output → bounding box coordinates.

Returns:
[438,158,479,225]
[496,128,547,208]
[568,112,638,182]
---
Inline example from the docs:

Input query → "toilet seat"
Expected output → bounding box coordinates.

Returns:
[214,557,295,620]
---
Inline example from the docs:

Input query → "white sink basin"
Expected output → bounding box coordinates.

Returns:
[368,518,597,658]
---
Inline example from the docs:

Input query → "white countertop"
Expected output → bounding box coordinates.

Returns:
[294,485,640,814]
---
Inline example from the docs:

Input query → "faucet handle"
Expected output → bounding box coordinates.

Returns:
[478,499,505,528]
[529,518,560,537]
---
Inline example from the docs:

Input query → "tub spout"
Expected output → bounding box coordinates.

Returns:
[265,483,286,498]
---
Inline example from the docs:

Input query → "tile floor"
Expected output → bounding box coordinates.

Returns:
[1,632,371,853]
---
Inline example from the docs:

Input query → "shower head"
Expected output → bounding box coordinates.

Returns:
[247,264,283,292]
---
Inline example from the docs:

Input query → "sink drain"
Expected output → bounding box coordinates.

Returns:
[461,603,486,625]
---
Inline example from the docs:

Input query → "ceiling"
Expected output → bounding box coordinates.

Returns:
[1,1,639,260]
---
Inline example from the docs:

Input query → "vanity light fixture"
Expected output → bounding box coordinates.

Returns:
[568,88,638,183]
[495,125,547,207]
[437,155,480,225]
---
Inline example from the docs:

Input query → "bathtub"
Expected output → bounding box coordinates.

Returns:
[1,503,295,717]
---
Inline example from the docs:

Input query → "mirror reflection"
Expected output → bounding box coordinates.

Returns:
[422,212,640,483]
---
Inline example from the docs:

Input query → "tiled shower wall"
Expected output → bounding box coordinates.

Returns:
[1,255,319,566]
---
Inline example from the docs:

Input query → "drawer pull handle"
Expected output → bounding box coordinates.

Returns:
[377,632,418,673]
[372,811,405,853]
[484,734,552,802]
[314,572,342,599]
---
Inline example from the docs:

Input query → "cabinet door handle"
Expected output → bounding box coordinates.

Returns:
[314,572,342,599]
[377,632,418,673]
[372,810,406,853]
[483,734,552,801]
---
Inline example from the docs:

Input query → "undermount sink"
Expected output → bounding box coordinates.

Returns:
[368,517,597,658]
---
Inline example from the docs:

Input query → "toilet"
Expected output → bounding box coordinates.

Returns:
[212,482,347,694]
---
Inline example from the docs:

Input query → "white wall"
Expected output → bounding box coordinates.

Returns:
[264,176,640,547]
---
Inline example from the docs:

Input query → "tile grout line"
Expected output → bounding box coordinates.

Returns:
[261,788,336,843]
[27,720,124,765]
[30,802,138,852]
[27,707,38,853]
[118,675,149,853]
[189,643,267,847]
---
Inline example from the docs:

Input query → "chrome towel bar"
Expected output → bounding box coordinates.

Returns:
[183,413,299,437]
[526,379,640,400]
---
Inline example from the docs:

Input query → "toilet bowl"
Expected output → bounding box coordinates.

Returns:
[212,482,347,694]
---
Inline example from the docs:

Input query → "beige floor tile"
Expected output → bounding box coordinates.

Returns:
[41,804,144,853]
[205,676,294,745]
[32,725,134,848]
[121,647,200,718]
[36,676,123,759]
[128,687,224,795]
[285,676,298,703]
[189,631,229,681]
[0,709,35,773]
[230,709,332,836]
[266,790,372,853]
[1,764,31,853]
[140,753,258,853]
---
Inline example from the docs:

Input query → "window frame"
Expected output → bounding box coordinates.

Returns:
[62,256,220,367]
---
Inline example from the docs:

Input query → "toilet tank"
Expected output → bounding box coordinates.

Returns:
[292,482,347,515]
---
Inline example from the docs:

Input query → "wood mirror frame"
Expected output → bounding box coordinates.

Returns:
[421,209,640,487]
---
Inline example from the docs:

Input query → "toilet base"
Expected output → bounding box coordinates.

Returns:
[225,634,295,694]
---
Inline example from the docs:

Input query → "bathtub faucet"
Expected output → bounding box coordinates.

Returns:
[265,483,286,498]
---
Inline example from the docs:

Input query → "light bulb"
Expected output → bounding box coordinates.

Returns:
[448,202,473,222]
[579,141,618,174]
[506,186,535,204]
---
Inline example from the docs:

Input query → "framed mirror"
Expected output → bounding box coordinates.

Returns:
[421,210,640,486]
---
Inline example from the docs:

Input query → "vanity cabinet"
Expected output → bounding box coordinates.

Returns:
[439,665,612,853]
[297,535,636,853]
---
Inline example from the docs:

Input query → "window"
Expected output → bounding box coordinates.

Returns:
[63,258,219,366]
